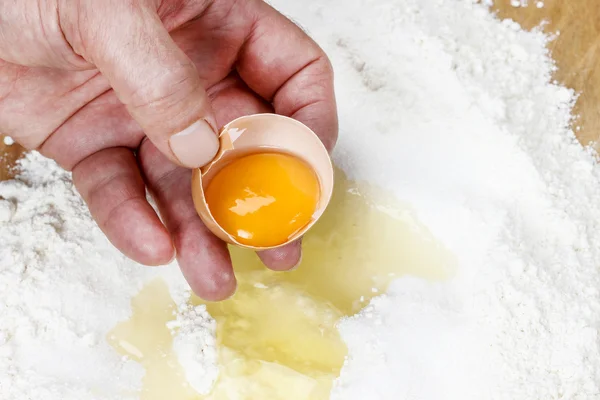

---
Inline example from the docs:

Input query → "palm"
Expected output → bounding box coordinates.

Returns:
[0,0,337,300]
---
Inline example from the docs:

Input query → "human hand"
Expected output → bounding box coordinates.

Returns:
[0,0,338,300]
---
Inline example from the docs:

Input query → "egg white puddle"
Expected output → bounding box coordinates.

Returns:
[109,168,456,399]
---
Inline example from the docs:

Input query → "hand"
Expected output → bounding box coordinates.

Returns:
[0,0,338,300]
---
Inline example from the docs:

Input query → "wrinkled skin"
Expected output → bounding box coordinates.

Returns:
[0,0,338,300]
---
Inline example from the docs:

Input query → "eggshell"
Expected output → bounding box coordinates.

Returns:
[191,113,334,250]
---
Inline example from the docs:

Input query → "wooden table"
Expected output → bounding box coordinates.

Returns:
[1,0,598,180]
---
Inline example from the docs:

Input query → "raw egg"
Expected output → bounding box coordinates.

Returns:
[191,114,334,250]
[204,152,321,247]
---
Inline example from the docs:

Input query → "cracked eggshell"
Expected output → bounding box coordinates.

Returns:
[191,113,334,250]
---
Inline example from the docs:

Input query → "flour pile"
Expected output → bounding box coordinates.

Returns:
[0,152,193,399]
[2,0,600,399]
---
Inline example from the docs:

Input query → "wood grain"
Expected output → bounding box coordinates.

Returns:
[493,0,600,149]
[0,139,25,181]
[1,0,598,179]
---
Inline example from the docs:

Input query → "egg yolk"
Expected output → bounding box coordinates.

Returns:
[205,152,321,247]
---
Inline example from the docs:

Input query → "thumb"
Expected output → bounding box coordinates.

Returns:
[85,5,219,168]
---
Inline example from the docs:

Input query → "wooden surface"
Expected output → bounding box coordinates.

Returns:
[494,0,600,149]
[1,0,598,180]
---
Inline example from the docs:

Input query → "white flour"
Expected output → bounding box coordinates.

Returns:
[0,153,144,399]
[3,135,14,146]
[167,304,219,395]
[1,0,600,399]
[0,153,194,399]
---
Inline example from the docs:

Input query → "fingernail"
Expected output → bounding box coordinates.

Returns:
[169,119,219,168]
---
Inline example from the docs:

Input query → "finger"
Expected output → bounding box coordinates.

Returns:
[72,147,175,265]
[257,240,303,271]
[206,73,272,126]
[208,74,302,270]
[74,1,219,168]
[237,1,338,152]
[138,139,236,301]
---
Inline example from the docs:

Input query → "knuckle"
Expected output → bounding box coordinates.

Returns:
[312,54,335,85]
[128,63,200,114]
[317,52,334,77]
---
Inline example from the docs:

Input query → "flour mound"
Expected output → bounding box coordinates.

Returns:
[0,153,207,399]
[268,0,600,398]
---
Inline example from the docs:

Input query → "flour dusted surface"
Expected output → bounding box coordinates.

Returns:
[2,0,600,399]
[269,0,600,398]
[0,153,204,399]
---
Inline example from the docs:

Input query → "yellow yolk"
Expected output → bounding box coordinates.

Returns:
[204,152,321,247]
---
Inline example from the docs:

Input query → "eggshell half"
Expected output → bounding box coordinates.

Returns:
[191,113,334,250]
